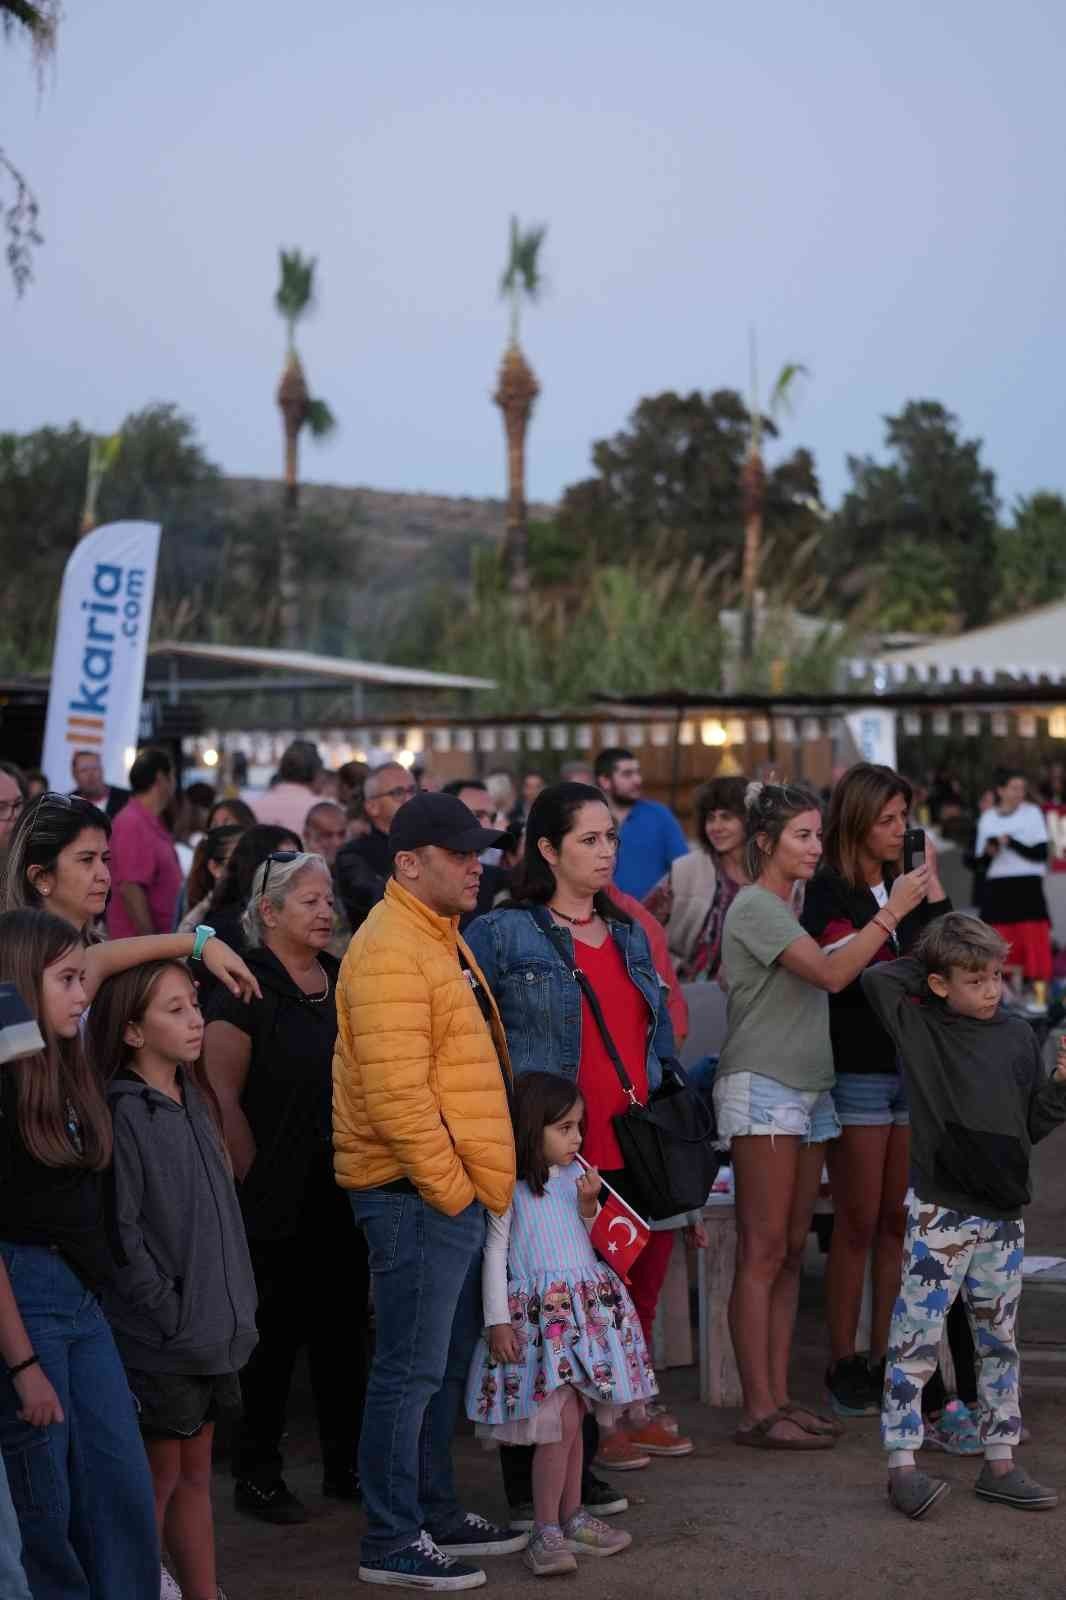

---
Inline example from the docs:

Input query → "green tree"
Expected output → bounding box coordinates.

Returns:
[826,400,999,628]
[1,0,59,294]
[994,493,1066,616]
[495,216,547,599]
[556,388,821,574]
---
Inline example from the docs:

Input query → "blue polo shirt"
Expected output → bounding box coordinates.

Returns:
[614,800,690,900]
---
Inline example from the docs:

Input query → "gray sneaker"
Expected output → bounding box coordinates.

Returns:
[975,1463,1058,1511]
[523,1526,578,1577]
[887,1469,951,1520]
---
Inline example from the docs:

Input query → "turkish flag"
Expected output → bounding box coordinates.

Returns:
[588,1187,651,1284]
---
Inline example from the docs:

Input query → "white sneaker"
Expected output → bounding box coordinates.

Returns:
[161,1570,182,1600]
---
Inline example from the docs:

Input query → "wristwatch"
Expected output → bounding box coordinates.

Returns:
[191,925,216,962]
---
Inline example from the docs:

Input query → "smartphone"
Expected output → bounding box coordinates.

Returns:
[903,827,926,874]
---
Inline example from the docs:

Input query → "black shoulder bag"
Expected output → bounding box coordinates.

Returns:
[533,908,721,1220]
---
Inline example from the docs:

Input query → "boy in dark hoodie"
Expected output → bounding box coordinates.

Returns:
[862,912,1066,1522]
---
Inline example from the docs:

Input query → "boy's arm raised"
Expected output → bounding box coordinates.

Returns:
[860,956,929,1051]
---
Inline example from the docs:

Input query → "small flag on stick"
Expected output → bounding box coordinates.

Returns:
[577,1156,651,1284]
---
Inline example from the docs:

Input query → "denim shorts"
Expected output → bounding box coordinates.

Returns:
[832,1070,909,1128]
[713,1070,841,1147]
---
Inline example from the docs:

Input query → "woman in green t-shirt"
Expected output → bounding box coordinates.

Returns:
[715,783,928,1452]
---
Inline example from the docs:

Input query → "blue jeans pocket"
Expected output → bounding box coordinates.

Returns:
[2,1428,61,1523]
[353,1193,409,1274]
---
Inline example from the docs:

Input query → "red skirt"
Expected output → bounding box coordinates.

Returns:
[989,920,1053,981]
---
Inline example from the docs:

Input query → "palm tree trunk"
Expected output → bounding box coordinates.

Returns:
[740,447,765,663]
[494,341,539,600]
[277,354,308,650]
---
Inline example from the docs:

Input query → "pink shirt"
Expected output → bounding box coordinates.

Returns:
[251,783,316,840]
[106,800,183,938]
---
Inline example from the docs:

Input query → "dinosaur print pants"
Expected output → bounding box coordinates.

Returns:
[881,1193,1023,1453]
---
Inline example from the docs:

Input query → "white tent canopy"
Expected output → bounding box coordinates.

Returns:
[147,641,495,693]
[849,599,1066,686]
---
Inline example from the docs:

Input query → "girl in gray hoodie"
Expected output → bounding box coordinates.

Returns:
[89,959,258,1600]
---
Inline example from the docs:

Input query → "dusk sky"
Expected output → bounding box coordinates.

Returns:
[5,0,1065,514]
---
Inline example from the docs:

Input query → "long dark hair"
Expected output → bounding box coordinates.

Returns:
[87,959,225,1137]
[1,793,111,916]
[510,783,629,923]
[0,909,113,1169]
[513,1072,584,1197]
[823,763,912,889]
[205,796,256,831]
[205,824,302,916]
[185,824,245,909]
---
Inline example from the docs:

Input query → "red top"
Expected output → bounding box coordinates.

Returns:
[575,934,650,1171]
[106,799,183,939]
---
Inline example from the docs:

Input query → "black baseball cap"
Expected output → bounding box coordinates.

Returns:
[389,792,509,858]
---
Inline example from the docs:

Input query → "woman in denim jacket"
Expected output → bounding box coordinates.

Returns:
[465,782,694,1498]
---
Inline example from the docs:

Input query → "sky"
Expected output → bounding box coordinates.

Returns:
[4,0,1066,515]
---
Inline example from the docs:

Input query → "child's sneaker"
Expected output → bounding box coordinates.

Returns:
[358,1531,487,1589]
[562,1510,632,1557]
[593,1433,650,1471]
[161,1570,182,1600]
[523,1526,578,1577]
[974,1463,1058,1510]
[623,1418,694,1457]
[924,1400,983,1456]
[887,1468,950,1520]
[582,1474,628,1516]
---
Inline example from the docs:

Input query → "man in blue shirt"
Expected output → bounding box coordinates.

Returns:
[595,746,689,900]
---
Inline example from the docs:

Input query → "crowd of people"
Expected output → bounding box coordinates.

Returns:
[0,739,1062,1595]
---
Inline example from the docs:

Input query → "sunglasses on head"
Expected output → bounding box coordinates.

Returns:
[261,850,300,898]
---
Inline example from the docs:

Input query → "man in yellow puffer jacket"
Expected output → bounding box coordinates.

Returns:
[334,791,522,1589]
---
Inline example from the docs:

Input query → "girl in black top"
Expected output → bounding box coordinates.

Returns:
[0,909,160,1597]
[801,765,948,1419]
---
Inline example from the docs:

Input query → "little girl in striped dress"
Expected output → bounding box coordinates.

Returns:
[466,1072,657,1577]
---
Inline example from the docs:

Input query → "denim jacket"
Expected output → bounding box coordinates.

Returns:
[464,905,675,1089]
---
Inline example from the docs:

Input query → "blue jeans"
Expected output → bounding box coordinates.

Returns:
[0,1453,31,1600]
[0,1245,160,1600]
[350,1189,485,1562]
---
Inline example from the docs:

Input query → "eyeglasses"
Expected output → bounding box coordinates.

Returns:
[261,850,300,898]
[374,784,417,804]
[0,797,25,821]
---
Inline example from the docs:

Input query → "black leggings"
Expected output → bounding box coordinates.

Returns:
[922,1298,977,1415]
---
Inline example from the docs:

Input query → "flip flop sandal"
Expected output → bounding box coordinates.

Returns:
[734,1411,836,1451]
[780,1403,845,1439]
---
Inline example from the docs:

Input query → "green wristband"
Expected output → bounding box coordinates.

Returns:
[191,925,215,962]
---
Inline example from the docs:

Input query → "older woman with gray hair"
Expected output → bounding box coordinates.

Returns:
[203,850,369,1525]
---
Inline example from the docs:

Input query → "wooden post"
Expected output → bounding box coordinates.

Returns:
[651,1231,694,1370]
[699,1205,743,1406]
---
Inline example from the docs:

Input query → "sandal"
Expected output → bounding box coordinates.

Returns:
[734,1411,836,1451]
[779,1402,845,1439]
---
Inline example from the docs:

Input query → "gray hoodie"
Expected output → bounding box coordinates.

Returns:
[105,1070,258,1375]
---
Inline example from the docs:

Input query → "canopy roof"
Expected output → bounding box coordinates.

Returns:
[855,598,1066,685]
[146,642,494,693]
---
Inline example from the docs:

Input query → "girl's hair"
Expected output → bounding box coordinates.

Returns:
[695,776,749,856]
[510,783,630,923]
[0,908,113,1169]
[86,959,224,1134]
[205,796,256,831]
[744,780,823,880]
[204,824,303,917]
[242,852,331,948]
[185,824,246,910]
[822,763,913,889]
[512,1072,584,1197]
[0,793,112,915]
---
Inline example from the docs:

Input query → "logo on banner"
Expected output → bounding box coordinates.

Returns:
[42,522,161,791]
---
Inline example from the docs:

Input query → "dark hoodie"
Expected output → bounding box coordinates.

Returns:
[105,1069,258,1375]
[861,957,1066,1220]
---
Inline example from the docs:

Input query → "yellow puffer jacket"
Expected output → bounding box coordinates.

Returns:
[333,878,516,1217]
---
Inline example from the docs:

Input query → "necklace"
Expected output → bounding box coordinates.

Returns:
[301,959,330,1004]
[549,904,597,927]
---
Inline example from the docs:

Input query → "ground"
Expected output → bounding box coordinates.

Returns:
[214,1139,1066,1600]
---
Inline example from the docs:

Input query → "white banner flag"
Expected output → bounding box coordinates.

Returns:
[42,521,161,791]
[844,707,898,770]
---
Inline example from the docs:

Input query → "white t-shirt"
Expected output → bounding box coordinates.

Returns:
[975,801,1048,881]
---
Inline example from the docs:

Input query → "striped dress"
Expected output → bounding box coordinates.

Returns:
[465,1160,657,1443]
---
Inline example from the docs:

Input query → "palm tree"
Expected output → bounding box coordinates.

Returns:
[495,216,546,599]
[78,432,122,539]
[274,248,336,646]
[740,331,808,661]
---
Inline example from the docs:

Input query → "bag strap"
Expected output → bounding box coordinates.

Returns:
[527,906,642,1107]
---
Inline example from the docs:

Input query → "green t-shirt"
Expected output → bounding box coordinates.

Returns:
[717,886,834,1092]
